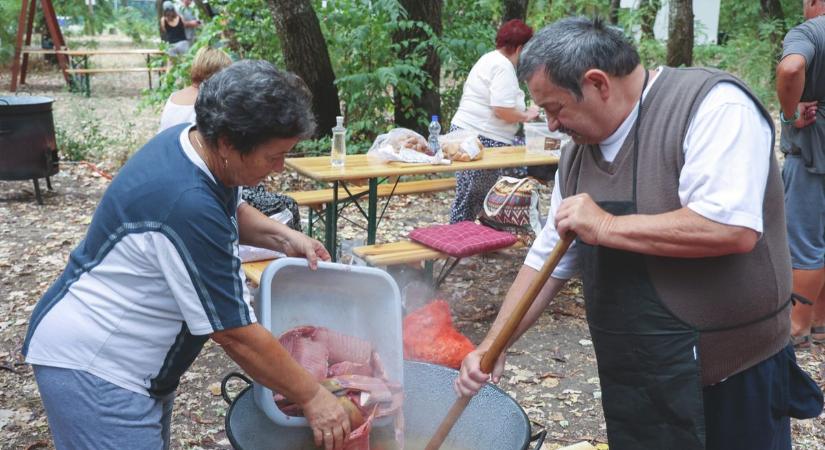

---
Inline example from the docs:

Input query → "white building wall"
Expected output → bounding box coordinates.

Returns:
[621,0,721,45]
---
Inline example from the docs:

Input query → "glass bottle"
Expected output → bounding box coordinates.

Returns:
[331,116,346,167]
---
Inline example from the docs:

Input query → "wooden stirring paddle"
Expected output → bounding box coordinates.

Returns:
[424,234,575,450]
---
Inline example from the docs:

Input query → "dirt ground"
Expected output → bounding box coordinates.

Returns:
[1,38,824,449]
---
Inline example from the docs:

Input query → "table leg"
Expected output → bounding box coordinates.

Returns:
[325,181,339,261]
[307,208,315,237]
[84,56,90,97]
[367,178,378,245]
[147,55,152,89]
[32,178,43,205]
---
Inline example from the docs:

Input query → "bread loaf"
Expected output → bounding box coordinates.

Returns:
[444,138,483,161]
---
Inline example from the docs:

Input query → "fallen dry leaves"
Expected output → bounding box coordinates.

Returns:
[1,57,824,450]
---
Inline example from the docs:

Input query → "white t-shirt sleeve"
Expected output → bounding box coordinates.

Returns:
[488,62,522,108]
[681,82,771,233]
[524,170,580,279]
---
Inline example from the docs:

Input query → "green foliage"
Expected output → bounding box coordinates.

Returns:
[146,0,496,156]
[56,121,106,162]
[144,0,281,108]
[695,0,803,107]
[52,0,117,35]
[115,6,156,44]
[321,0,431,150]
[138,0,808,157]
[212,0,282,61]
[438,0,498,123]
[56,106,141,164]
[0,0,21,64]
[528,0,612,24]
[295,136,333,157]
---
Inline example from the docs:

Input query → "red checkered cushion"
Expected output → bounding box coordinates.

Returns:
[409,221,518,258]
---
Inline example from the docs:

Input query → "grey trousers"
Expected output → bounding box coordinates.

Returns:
[33,365,175,450]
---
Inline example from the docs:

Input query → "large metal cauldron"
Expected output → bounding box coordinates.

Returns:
[0,96,59,204]
[222,361,546,450]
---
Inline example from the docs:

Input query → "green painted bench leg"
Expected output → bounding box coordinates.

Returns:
[307,208,315,238]
[424,260,434,285]
[325,182,339,261]
[367,178,378,244]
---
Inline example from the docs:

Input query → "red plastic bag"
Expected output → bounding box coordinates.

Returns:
[402,300,475,369]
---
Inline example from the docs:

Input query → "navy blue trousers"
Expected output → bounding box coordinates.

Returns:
[703,344,823,450]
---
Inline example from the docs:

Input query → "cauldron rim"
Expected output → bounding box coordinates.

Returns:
[0,96,54,106]
[223,361,544,450]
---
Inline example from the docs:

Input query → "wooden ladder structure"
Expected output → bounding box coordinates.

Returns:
[9,0,71,91]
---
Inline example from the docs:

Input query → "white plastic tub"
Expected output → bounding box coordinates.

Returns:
[524,121,570,155]
[252,257,403,427]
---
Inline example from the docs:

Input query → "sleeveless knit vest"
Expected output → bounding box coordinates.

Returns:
[558,67,792,385]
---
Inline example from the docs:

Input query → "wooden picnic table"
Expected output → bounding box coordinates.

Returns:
[21,48,165,56]
[12,47,166,96]
[285,146,559,260]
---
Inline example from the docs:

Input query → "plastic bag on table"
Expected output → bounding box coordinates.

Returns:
[439,129,484,162]
[367,128,450,165]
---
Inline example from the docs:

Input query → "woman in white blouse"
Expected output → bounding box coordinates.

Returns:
[449,19,539,223]
[158,47,231,133]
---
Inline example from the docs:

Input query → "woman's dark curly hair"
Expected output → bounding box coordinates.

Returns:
[195,59,316,155]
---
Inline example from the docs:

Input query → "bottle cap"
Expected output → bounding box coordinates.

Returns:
[431,115,439,121]
[336,116,344,126]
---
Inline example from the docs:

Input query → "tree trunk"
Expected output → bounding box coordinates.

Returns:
[194,0,214,18]
[156,0,164,39]
[609,0,621,24]
[502,0,529,23]
[760,0,785,57]
[639,0,660,40]
[760,0,784,21]
[393,0,442,135]
[266,0,341,138]
[666,0,693,67]
[86,3,95,35]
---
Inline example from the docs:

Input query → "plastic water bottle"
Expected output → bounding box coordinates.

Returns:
[427,115,441,158]
[331,116,346,167]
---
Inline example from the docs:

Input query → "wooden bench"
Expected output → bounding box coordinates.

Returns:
[65,67,168,74]
[242,236,523,288]
[64,66,168,96]
[353,239,525,287]
[242,259,272,286]
[290,178,456,237]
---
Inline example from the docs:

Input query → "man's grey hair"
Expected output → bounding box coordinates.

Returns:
[195,59,316,154]
[518,16,640,100]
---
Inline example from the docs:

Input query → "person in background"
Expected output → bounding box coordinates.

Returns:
[776,0,825,349]
[159,46,230,133]
[24,60,351,450]
[449,19,540,223]
[457,17,823,450]
[160,1,196,58]
[178,0,201,45]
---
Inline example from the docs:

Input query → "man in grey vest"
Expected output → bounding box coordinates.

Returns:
[776,0,825,350]
[455,17,823,450]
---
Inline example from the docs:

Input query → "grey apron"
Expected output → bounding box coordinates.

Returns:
[577,71,705,449]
